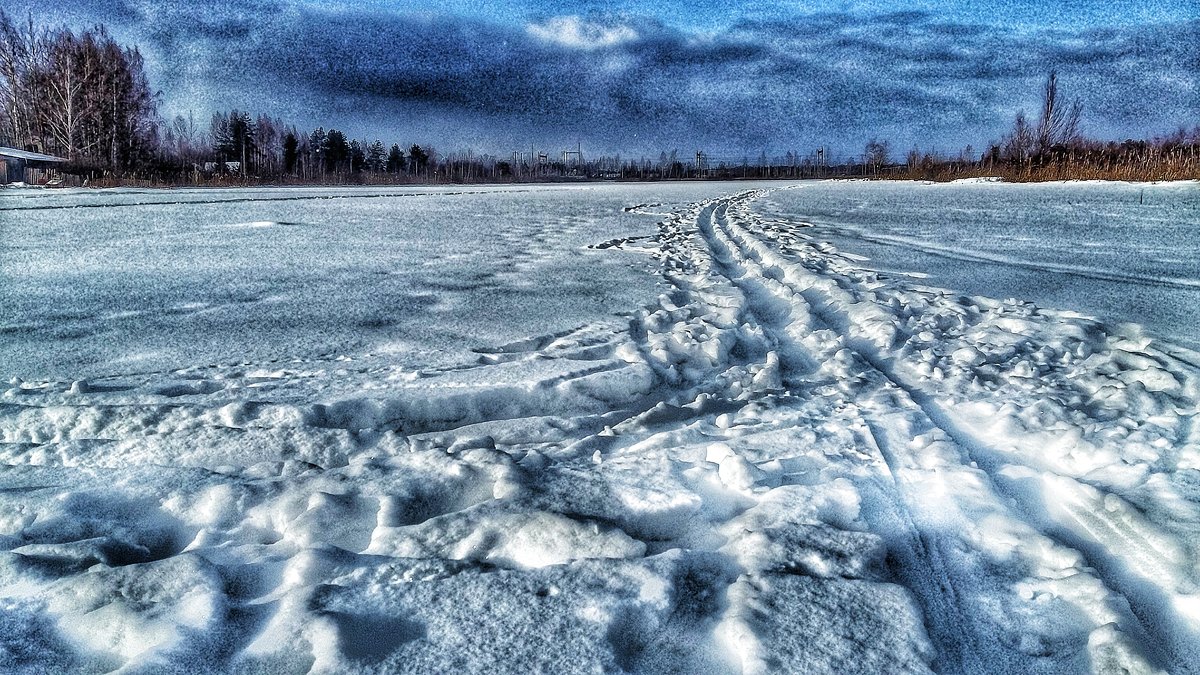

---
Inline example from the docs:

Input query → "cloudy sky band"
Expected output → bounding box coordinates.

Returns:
[17,0,1199,157]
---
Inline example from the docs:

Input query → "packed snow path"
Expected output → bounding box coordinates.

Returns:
[2,187,1199,673]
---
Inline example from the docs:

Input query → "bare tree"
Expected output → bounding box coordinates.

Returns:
[1003,111,1034,162]
[0,13,158,173]
[865,138,890,174]
[170,111,201,163]
[0,12,40,148]
[1035,70,1084,154]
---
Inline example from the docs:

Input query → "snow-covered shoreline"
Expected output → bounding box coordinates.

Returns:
[2,185,1198,673]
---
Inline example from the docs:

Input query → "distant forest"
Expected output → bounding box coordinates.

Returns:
[2,13,1197,186]
[890,71,1200,182]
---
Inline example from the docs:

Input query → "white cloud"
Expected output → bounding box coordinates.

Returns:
[526,16,639,50]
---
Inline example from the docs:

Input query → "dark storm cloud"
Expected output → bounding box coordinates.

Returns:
[22,1,1200,155]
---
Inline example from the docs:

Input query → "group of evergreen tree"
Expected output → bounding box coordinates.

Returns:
[164,112,437,181]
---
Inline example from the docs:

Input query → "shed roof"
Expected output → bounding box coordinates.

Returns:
[0,147,66,162]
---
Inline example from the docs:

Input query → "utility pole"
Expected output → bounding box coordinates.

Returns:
[561,141,583,172]
[561,141,580,165]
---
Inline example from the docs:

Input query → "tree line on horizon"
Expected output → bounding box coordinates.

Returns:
[865,72,1200,182]
[197,110,434,180]
[2,12,1197,186]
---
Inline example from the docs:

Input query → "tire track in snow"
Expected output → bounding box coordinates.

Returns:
[697,189,1165,673]
[698,192,979,671]
[719,191,1200,674]
[854,414,978,673]
[695,195,979,669]
[575,196,917,672]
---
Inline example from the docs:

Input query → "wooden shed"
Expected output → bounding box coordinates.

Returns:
[0,146,68,185]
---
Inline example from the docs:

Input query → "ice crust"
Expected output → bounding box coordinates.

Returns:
[1,183,1198,673]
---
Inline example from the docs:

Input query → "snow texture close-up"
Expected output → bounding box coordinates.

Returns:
[1,181,1198,674]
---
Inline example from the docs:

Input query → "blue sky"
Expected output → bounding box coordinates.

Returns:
[25,0,1200,159]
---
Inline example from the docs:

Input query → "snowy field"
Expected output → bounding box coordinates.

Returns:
[1,181,1199,673]
[758,181,1200,351]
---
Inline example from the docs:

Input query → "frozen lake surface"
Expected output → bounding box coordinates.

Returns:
[758,180,1200,348]
[1,181,1198,673]
[1,184,671,378]
[3,180,1197,380]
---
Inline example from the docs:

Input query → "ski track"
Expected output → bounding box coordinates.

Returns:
[815,225,1200,292]
[2,187,1198,673]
